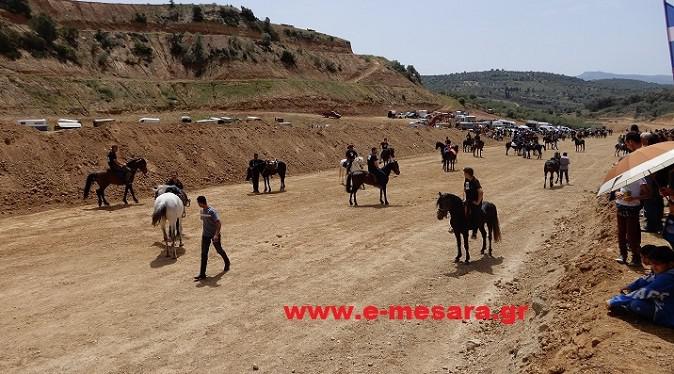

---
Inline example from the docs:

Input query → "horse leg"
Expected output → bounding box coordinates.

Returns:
[383,185,389,205]
[100,186,110,206]
[454,232,462,263]
[487,223,493,257]
[177,218,183,248]
[123,185,129,205]
[479,225,487,255]
[544,172,547,189]
[130,184,139,203]
[96,188,103,207]
[463,231,470,264]
[161,221,169,257]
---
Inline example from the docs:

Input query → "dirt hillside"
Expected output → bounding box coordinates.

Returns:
[0,0,446,115]
[0,113,469,214]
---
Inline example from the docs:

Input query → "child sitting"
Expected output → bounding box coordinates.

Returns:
[608,245,674,328]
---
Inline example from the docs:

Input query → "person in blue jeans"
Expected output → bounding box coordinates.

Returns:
[194,196,230,281]
[608,245,674,327]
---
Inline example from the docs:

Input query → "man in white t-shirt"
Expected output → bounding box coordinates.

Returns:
[615,178,649,266]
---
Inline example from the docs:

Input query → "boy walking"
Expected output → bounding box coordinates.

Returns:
[194,196,230,281]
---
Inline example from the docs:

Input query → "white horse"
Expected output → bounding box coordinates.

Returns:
[339,156,365,184]
[152,193,184,258]
[154,184,190,216]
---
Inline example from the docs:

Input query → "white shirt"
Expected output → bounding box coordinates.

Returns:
[616,178,646,207]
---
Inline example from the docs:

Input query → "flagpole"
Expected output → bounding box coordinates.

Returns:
[665,0,674,82]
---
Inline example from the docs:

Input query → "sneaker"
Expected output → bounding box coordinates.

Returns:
[615,257,627,265]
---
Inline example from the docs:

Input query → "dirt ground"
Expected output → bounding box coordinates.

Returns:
[5,135,672,373]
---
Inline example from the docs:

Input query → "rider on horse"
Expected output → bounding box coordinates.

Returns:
[463,167,483,236]
[368,147,385,185]
[344,144,358,171]
[108,145,130,182]
[381,138,389,150]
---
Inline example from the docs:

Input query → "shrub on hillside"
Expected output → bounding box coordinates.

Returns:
[192,6,204,22]
[0,27,21,59]
[260,32,272,48]
[29,14,57,44]
[133,13,147,24]
[169,32,185,56]
[21,32,49,57]
[219,6,240,26]
[261,17,279,41]
[95,30,115,50]
[240,6,256,23]
[280,49,296,67]
[389,60,406,74]
[132,41,153,63]
[0,0,31,18]
[53,42,79,64]
[60,27,79,48]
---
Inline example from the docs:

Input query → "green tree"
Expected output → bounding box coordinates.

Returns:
[29,14,57,44]
[219,6,240,26]
[168,0,175,9]
[192,6,204,22]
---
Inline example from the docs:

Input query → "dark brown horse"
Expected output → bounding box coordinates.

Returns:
[436,193,501,264]
[472,139,484,158]
[380,148,396,166]
[543,155,560,188]
[247,160,287,192]
[83,158,148,207]
[346,161,400,206]
[435,142,459,172]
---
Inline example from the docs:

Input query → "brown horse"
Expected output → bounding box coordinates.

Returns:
[83,158,148,207]
[346,161,400,206]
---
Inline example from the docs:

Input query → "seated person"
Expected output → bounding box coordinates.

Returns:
[607,245,674,328]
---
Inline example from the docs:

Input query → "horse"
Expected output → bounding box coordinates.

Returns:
[151,192,184,259]
[83,158,148,207]
[436,193,501,264]
[472,139,484,158]
[380,148,396,166]
[247,160,287,192]
[339,156,365,184]
[573,137,585,152]
[463,138,473,153]
[544,157,560,188]
[154,184,190,216]
[505,141,519,156]
[346,160,400,206]
[615,142,629,157]
[435,142,459,172]
[529,143,546,159]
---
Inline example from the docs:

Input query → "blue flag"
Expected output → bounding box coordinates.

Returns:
[665,1,674,78]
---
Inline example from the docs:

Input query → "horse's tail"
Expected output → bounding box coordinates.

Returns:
[83,173,96,199]
[487,204,502,242]
[152,201,167,226]
[346,172,353,193]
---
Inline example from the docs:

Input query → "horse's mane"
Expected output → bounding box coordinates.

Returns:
[437,193,463,210]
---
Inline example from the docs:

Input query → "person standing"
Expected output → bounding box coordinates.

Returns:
[614,179,649,266]
[247,153,265,193]
[194,196,230,281]
[559,152,570,184]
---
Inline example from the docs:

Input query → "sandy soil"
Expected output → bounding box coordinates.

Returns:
[0,135,637,374]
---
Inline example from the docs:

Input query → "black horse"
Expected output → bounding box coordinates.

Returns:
[463,138,473,153]
[435,142,459,172]
[346,161,400,206]
[247,160,287,192]
[573,137,585,152]
[543,157,560,188]
[436,193,501,263]
[528,143,546,159]
[472,139,484,158]
[83,158,148,207]
[381,148,396,166]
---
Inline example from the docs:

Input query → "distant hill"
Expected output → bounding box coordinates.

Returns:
[578,71,673,85]
[421,70,674,122]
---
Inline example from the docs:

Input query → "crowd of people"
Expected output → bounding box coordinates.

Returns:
[608,124,674,328]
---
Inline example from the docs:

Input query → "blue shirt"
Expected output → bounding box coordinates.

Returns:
[200,207,220,237]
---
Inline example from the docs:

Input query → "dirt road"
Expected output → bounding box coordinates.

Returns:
[0,137,616,373]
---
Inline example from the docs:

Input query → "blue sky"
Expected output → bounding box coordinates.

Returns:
[80,0,672,76]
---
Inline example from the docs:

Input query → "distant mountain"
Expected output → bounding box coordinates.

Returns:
[578,71,673,85]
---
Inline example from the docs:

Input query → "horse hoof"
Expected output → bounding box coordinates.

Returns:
[464,259,471,264]
[454,257,461,263]
[133,199,139,204]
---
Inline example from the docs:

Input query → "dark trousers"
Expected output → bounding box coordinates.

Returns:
[199,236,230,276]
[643,198,664,232]
[617,207,641,263]
[560,169,569,183]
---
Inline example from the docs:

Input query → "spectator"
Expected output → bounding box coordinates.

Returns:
[614,177,649,266]
[608,245,674,328]
[559,152,570,184]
